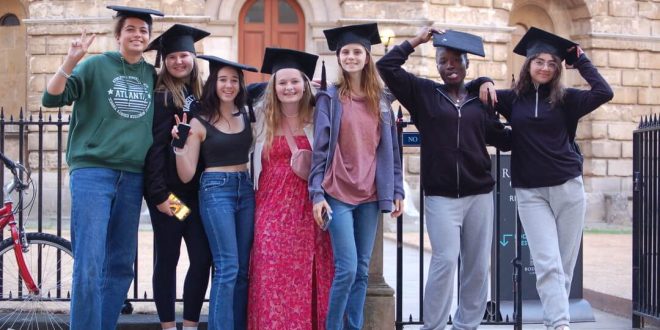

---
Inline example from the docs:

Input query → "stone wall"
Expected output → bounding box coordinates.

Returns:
[5,0,659,224]
[335,0,660,225]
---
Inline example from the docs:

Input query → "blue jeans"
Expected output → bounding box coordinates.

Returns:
[199,171,255,330]
[325,195,380,330]
[69,168,143,330]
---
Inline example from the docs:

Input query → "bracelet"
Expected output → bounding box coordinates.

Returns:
[57,67,71,79]
[172,146,187,156]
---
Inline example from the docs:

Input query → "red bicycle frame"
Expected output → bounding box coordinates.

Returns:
[1,199,40,294]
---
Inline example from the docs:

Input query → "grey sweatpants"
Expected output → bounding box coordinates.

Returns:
[421,193,493,330]
[515,176,586,329]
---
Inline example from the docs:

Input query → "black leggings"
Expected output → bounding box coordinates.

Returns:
[148,195,212,322]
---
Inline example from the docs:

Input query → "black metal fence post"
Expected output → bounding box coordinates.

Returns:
[395,107,406,330]
[632,115,660,327]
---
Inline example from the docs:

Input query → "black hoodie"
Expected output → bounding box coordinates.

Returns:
[377,41,510,198]
[494,54,613,188]
[144,87,203,206]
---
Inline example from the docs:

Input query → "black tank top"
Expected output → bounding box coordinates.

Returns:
[199,111,252,167]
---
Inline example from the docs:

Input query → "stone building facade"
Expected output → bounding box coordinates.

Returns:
[0,0,657,328]
[2,0,658,221]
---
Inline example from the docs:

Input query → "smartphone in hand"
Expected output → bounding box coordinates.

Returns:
[171,123,191,148]
[320,209,332,231]
[168,193,191,221]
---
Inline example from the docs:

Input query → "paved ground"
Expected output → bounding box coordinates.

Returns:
[384,229,633,301]
[121,225,647,329]
[381,231,647,329]
[24,216,658,329]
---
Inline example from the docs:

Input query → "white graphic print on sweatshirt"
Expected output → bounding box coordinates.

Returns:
[108,75,152,119]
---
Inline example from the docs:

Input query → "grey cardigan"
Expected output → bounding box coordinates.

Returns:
[308,85,404,212]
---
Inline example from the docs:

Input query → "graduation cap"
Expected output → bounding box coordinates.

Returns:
[323,23,381,52]
[197,55,258,73]
[432,30,485,57]
[146,24,210,67]
[107,5,164,26]
[260,47,318,79]
[513,27,578,62]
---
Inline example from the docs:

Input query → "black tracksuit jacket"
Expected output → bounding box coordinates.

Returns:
[494,55,613,188]
[377,41,511,198]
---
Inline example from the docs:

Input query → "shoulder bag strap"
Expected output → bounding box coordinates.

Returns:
[282,121,299,153]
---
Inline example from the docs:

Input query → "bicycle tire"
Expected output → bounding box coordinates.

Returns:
[0,232,73,330]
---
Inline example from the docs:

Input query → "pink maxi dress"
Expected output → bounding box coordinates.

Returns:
[248,135,334,330]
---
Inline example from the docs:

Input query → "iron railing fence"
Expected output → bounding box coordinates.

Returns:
[0,108,69,240]
[632,115,660,328]
[0,108,208,311]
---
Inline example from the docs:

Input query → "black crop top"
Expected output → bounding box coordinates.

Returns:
[199,112,253,167]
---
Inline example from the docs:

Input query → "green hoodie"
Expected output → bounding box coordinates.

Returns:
[43,52,155,173]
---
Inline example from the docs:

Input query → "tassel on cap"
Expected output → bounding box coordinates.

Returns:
[321,60,327,91]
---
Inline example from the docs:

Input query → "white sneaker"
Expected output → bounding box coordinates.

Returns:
[555,326,570,330]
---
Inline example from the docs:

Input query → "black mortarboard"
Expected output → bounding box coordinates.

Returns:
[513,27,578,61]
[323,23,382,52]
[260,47,318,79]
[197,55,258,73]
[107,5,164,26]
[146,24,210,67]
[432,30,485,57]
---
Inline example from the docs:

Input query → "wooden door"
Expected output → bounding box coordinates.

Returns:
[239,0,305,83]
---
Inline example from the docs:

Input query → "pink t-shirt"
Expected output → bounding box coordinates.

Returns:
[322,96,380,204]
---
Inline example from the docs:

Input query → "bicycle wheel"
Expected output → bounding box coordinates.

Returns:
[0,232,73,330]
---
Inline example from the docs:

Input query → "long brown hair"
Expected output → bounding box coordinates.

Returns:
[335,47,383,118]
[256,69,315,151]
[514,53,565,107]
[155,54,203,109]
[198,65,248,125]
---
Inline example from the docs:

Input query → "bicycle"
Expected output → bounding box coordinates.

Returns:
[0,152,73,329]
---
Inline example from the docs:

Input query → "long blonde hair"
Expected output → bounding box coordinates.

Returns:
[155,54,203,109]
[256,69,315,152]
[335,47,383,118]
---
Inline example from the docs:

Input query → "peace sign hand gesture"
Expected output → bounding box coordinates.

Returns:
[171,112,189,140]
[67,30,96,64]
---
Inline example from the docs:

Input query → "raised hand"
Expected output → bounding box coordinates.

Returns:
[410,26,443,48]
[67,30,96,64]
[171,112,189,140]
[565,46,584,69]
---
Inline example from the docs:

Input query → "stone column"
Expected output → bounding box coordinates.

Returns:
[363,216,395,329]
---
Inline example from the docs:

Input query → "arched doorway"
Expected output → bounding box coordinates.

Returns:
[0,1,27,118]
[507,4,554,83]
[238,0,305,83]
